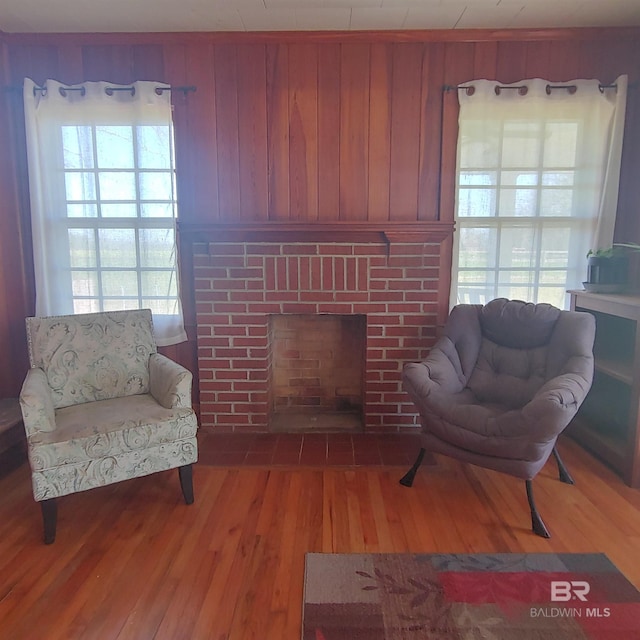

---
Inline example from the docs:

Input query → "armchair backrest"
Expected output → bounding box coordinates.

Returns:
[26,309,157,409]
[454,299,592,409]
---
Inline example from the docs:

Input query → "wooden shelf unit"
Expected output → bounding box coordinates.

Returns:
[568,290,640,487]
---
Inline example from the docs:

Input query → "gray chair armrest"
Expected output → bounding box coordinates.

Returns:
[522,372,592,438]
[19,368,57,436]
[149,353,193,409]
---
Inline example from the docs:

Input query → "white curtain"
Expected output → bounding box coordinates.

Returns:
[452,75,628,309]
[23,78,186,346]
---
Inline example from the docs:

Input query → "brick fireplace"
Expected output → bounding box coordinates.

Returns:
[188,223,452,433]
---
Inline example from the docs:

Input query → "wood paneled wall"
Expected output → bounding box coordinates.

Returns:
[1,29,640,398]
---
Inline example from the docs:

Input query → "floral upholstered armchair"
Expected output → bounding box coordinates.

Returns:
[19,309,198,544]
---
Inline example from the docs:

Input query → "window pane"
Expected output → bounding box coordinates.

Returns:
[459,227,497,269]
[71,270,98,296]
[457,188,495,217]
[65,172,96,201]
[96,126,134,169]
[98,172,136,200]
[67,203,97,218]
[102,271,138,297]
[498,187,537,217]
[544,122,578,167]
[103,299,139,311]
[98,229,137,267]
[540,227,570,268]
[101,203,137,218]
[141,203,174,218]
[139,228,174,267]
[137,126,171,169]
[540,189,573,216]
[139,172,173,201]
[499,227,536,268]
[68,229,96,267]
[73,299,100,314]
[141,271,177,297]
[502,121,543,168]
[62,126,94,169]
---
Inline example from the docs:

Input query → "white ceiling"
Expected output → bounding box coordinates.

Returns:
[1,0,640,33]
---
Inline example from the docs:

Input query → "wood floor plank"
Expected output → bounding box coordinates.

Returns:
[1,437,639,639]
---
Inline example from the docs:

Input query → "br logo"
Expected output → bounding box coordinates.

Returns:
[551,581,591,602]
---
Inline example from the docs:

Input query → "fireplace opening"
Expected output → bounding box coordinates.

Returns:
[268,314,366,432]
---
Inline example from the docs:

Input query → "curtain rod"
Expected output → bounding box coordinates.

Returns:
[4,84,197,97]
[443,82,620,96]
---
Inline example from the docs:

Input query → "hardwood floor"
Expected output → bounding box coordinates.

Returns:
[1,436,639,639]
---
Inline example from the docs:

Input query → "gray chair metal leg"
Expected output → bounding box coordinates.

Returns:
[552,446,575,485]
[41,498,57,545]
[525,480,550,538]
[399,448,426,488]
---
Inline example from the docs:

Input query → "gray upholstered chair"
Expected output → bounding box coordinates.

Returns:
[400,298,595,538]
[19,309,198,544]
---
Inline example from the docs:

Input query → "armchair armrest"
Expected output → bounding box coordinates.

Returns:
[522,371,592,438]
[19,368,57,436]
[149,353,193,409]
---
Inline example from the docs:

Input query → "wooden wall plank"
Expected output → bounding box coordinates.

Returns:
[389,43,423,221]
[132,44,165,81]
[496,41,527,83]
[317,44,340,220]
[524,41,551,79]
[214,43,241,221]
[288,43,318,221]
[339,43,370,220]
[266,44,290,221]
[367,43,392,222]
[237,44,269,222]
[417,43,445,222]
[473,41,498,79]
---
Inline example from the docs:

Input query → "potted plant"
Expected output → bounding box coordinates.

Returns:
[585,242,640,292]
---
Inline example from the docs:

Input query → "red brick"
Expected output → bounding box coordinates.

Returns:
[230,314,267,325]
[246,244,281,255]
[209,256,245,268]
[283,244,318,255]
[299,256,311,290]
[387,303,422,313]
[212,279,246,290]
[370,268,404,279]
[300,292,334,303]
[216,370,249,380]
[287,257,299,291]
[196,314,231,325]
[266,291,299,302]
[199,381,233,391]
[215,303,248,313]
[336,292,369,303]
[197,291,230,302]
[234,337,267,347]
[310,257,322,290]
[322,257,333,290]
[319,245,354,256]
[213,326,248,336]
[317,303,353,314]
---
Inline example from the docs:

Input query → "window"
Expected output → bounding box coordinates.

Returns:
[23,79,185,345]
[453,77,627,309]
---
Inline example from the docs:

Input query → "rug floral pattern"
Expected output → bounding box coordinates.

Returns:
[302,553,640,639]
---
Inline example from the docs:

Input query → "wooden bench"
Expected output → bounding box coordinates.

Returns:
[0,398,27,477]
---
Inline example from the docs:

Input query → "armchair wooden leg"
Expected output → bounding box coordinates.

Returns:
[41,499,57,545]
[525,480,551,539]
[178,464,194,505]
[552,446,575,485]
[399,448,426,488]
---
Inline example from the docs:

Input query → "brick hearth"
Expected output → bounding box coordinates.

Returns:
[189,224,451,433]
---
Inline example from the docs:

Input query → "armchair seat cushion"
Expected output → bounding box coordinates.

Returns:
[29,394,197,471]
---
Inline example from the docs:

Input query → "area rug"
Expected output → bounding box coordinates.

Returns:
[302,553,640,639]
